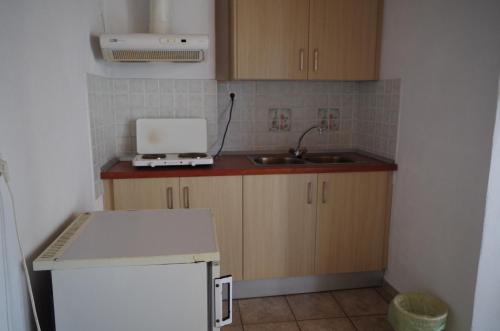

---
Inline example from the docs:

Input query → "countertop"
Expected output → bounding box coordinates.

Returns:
[101,152,397,180]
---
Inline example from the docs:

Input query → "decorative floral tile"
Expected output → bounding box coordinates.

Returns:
[269,108,292,132]
[318,108,340,131]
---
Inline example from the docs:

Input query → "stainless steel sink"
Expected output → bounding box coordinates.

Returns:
[249,153,361,166]
[303,155,355,164]
[251,156,307,165]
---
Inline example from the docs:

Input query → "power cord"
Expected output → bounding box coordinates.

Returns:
[0,173,42,331]
[215,93,236,157]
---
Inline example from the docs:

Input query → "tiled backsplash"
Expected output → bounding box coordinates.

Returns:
[354,80,400,158]
[217,80,400,156]
[87,74,218,197]
[88,75,115,198]
[217,81,356,152]
[88,75,400,198]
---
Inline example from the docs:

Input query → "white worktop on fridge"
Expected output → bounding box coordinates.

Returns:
[34,209,220,271]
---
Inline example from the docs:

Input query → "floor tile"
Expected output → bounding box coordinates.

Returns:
[244,321,300,331]
[298,318,356,331]
[239,296,295,324]
[332,289,388,316]
[351,316,394,331]
[286,292,345,320]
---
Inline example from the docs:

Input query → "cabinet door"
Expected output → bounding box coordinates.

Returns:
[316,172,392,274]
[232,0,310,80]
[243,174,317,280]
[180,176,243,281]
[113,178,180,210]
[308,0,382,80]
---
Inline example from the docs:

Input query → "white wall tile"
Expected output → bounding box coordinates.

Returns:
[145,79,159,93]
[88,76,220,198]
[354,79,401,159]
[159,79,174,93]
[113,79,129,93]
[129,79,145,93]
[129,94,145,108]
[145,93,160,108]
[174,80,189,93]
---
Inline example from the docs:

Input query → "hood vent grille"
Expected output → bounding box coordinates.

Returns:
[110,49,204,62]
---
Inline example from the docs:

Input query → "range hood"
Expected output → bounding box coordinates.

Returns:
[100,0,209,62]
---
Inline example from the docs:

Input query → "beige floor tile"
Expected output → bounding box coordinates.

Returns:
[239,296,295,324]
[351,316,394,331]
[298,318,356,331]
[286,292,345,320]
[332,289,388,316]
[244,321,300,331]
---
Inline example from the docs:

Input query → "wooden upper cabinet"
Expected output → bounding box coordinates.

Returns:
[179,176,243,281]
[243,174,318,280]
[315,172,392,274]
[308,0,383,80]
[228,0,310,80]
[217,0,383,81]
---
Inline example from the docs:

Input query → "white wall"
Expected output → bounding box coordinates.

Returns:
[103,0,216,79]
[471,81,500,331]
[0,0,217,328]
[380,0,500,330]
[0,0,109,328]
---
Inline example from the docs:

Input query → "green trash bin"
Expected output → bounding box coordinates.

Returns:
[388,293,448,331]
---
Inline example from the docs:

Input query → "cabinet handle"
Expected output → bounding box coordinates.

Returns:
[299,49,305,71]
[166,187,173,209]
[307,182,312,204]
[314,49,319,72]
[183,186,190,209]
[322,181,327,203]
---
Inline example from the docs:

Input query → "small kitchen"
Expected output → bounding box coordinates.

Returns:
[1,1,500,331]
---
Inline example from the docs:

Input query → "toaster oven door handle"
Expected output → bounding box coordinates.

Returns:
[214,275,233,328]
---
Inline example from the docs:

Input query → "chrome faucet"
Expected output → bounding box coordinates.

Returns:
[289,125,325,158]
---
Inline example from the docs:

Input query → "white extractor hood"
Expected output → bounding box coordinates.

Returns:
[99,0,209,62]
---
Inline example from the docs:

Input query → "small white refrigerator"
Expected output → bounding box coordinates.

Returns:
[33,209,233,331]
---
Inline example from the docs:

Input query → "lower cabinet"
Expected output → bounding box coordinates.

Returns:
[104,171,392,281]
[243,174,318,280]
[106,176,243,281]
[315,172,392,274]
[179,176,243,280]
[113,178,180,210]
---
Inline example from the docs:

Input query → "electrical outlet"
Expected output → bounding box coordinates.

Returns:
[0,157,9,182]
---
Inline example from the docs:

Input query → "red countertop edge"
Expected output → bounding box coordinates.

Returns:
[101,154,397,180]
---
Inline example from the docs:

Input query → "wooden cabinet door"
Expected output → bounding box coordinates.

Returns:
[243,174,318,280]
[232,0,310,80]
[180,176,243,281]
[316,172,392,274]
[308,0,382,80]
[112,178,180,210]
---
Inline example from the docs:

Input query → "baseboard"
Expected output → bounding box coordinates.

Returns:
[375,278,399,303]
[233,271,384,299]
